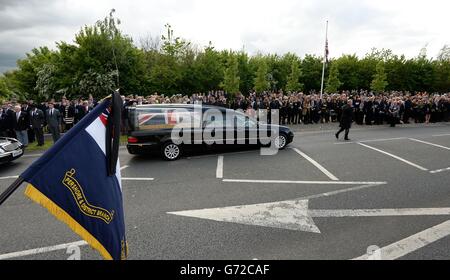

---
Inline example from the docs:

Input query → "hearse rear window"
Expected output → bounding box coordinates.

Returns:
[131,108,202,131]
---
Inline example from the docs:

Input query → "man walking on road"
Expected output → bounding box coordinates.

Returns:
[335,98,353,141]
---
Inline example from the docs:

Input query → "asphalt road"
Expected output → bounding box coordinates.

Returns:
[1,122,450,260]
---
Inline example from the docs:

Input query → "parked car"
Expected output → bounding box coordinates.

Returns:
[126,104,294,160]
[0,137,24,164]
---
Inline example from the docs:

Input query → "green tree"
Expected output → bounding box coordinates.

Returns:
[253,60,270,93]
[325,63,342,93]
[371,61,388,93]
[146,23,192,95]
[13,47,55,99]
[78,69,118,98]
[68,9,145,98]
[301,55,323,93]
[35,63,59,101]
[285,58,303,92]
[235,51,252,94]
[0,75,13,101]
[221,55,240,95]
[334,54,360,90]
[191,44,223,92]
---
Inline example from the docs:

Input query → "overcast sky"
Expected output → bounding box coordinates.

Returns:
[0,0,449,73]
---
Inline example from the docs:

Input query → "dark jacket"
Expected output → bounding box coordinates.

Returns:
[12,111,29,131]
[340,104,353,129]
[30,109,45,129]
[46,108,62,128]
[75,105,92,122]
[0,109,12,132]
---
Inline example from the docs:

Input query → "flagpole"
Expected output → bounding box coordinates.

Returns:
[0,177,25,206]
[320,20,328,100]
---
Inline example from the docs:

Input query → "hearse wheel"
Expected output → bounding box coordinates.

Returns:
[162,141,182,161]
[274,133,288,150]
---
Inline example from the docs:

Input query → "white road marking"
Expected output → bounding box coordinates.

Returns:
[120,165,129,171]
[353,219,450,260]
[334,137,406,145]
[22,154,43,158]
[186,150,257,160]
[0,175,153,181]
[310,207,450,217]
[293,127,380,135]
[432,133,450,137]
[430,167,450,174]
[169,199,450,235]
[357,142,428,171]
[121,177,154,181]
[223,179,386,185]
[0,240,87,260]
[291,148,339,181]
[298,184,385,200]
[216,156,224,179]
[408,138,450,151]
[0,176,19,180]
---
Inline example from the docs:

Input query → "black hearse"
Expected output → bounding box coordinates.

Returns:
[126,104,294,160]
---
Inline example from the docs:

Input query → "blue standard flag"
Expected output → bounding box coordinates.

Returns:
[20,96,127,260]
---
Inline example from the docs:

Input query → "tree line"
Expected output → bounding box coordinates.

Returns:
[1,10,449,103]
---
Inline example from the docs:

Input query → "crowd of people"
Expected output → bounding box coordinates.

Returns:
[124,90,450,127]
[1,90,449,147]
[0,96,97,147]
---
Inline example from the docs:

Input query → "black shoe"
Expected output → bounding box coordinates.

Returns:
[344,138,350,141]
[335,133,339,139]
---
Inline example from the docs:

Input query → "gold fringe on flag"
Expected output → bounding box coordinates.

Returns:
[24,184,113,260]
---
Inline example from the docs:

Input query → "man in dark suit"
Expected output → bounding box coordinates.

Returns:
[13,105,29,146]
[75,100,92,123]
[1,103,14,137]
[46,102,61,143]
[29,105,45,146]
[363,96,374,125]
[1,105,11,137]
[335,98,353,141]
[22,101,35,143]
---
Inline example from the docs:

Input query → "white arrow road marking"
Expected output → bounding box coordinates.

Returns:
[353,219,450,260]
[223,179,386,185]
[357,142,428,171]
[408,138,450,151]
[120,165,129,171]
[430,167,450,174]
[0,240,87,260]
[216,156,224,179]
[168,200,450,234]
[291,148,339,181]
[168,200,321,233]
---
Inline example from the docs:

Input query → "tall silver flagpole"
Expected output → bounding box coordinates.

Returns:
[320,20,328,99]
